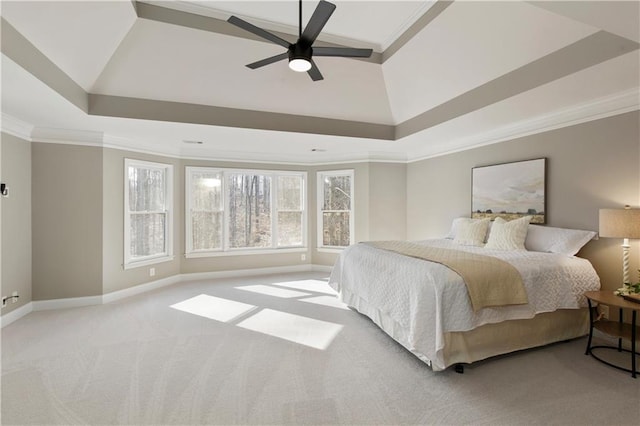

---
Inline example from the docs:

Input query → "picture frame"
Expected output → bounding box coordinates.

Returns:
[471,158,546,224]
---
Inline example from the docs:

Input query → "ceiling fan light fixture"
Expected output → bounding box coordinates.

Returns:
[289,58,311,72]
[228,0,371,81]
[288,43,313,72]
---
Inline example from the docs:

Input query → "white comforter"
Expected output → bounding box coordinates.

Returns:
[328,239,600,370]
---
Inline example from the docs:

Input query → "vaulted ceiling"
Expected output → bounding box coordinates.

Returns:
[1,1,639,163]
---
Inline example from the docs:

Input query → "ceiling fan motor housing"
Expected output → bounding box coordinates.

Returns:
[289,43,313,62]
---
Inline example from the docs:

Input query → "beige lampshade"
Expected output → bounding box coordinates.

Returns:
[599,208,640,239]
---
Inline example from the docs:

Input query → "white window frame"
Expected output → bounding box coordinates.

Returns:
[275,173,307,249]
[185,167,224,255]
[317,169,354,251]
[185,167,307,257]
[124,158,174,269]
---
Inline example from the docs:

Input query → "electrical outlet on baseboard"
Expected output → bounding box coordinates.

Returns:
[149,267,156,277]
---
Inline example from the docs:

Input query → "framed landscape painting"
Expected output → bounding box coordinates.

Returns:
[471,158,546,224]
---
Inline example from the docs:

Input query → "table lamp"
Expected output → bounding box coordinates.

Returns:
[599,205,640,294]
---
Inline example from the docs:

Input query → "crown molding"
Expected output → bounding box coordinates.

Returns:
[407,88,640,163]
[31,127,104,146]
[1,113,34,141]
[8,88,638,165]
[180,148,407,166]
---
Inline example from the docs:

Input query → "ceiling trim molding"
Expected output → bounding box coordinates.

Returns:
[0,18,88,113]
[30,127,104,146]
[395,30,640,140]
[407,89,640,163]
[1,113,34,141]
[382,0,453,63]
[21,89,637,166]
[134,1,382,64]
[88,94,395,140]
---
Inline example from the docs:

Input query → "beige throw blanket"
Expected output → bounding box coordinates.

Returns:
[363,241,528,311]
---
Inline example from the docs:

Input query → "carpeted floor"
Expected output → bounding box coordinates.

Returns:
[2,271,639,425]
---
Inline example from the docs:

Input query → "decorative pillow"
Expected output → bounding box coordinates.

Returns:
[485,216,532,250]
[446,217,484,239]
[453,218,490,246]
[525,225,597,256]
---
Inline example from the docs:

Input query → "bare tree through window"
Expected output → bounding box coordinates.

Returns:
[319,172,353,247]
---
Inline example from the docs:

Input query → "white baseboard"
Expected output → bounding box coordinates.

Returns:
[180,264,321,282]
[0,302,33,328]
[102,275,182,304]
[2,264,333,327]
[311,264,333,273]
[32,295,103,311]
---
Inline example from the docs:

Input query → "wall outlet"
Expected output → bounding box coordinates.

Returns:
[11,291,18,303]
[149,267,156,277]
[301,254,306,261]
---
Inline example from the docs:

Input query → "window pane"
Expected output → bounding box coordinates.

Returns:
[228,174,272,248]
[278,212,302,247]
[277,176,302,210]
[130,213,166,257]
[191,171,222,211]
[322,175,351,210]
[192,212,222,250]
[322,212,350,246]
[128,167,165,212]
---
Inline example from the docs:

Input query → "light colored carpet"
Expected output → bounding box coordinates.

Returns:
[2,271,639,425]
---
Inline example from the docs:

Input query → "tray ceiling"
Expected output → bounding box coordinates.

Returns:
[1,0,638,163]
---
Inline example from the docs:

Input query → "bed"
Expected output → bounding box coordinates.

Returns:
[328,218,601,372]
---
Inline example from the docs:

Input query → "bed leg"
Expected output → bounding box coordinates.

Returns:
[454,364,464,374]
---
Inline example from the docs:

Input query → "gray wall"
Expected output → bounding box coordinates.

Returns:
[5,111,637,305]
[368,162,407,241]
[407,111,640,292]
[102,148,181,294]
[1,133,32,313]
[32,143,103,299]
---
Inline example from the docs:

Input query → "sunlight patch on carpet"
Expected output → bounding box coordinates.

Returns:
[272,279,337,295]
[170,294,256,322]
[299,296,349,310]
[237,309,343,350]
[235,285,311,298]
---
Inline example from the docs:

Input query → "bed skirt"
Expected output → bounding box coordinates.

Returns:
[442,308,589,367]
[341,285,589,371]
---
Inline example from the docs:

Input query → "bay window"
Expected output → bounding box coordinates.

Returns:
[186,167,306,255]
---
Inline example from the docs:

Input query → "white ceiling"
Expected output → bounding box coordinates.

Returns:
[1,0,639,164]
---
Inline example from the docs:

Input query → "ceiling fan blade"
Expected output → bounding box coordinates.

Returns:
[307,59,323,81]
[246,53,289,69]
[228,16,291,49]
[313,46,373,58]
[301,0,336,45]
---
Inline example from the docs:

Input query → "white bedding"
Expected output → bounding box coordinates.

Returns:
[328,239,600,370]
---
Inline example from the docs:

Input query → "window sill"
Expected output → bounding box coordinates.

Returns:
[316,247,346,254]
[185,247,307,259]
[124,255,175,270]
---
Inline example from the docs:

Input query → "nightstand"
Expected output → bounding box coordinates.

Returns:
[584,290,640,378]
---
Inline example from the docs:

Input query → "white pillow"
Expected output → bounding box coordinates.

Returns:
[525,225,596,256]
[446,217,486,239]
[454,218,490,246]
[485,216,532,251]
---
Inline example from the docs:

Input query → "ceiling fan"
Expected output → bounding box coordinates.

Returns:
[227,0,373,81]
